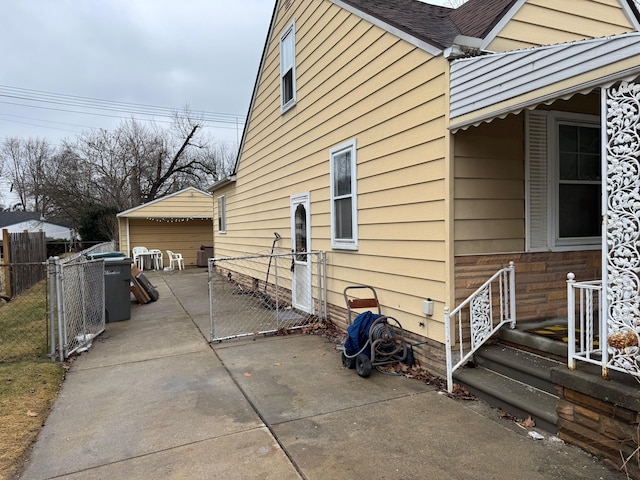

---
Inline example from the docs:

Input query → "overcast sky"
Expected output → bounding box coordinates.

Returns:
[0,0,451,150]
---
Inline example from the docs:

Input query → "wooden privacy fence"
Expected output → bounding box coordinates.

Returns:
[2,229,47,297]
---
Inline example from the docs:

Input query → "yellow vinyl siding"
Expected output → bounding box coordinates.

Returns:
[454,115,525,256]
[214,0,449,340]
[488,0,636,51]
[127,219,212,266]
[122,189,213,218]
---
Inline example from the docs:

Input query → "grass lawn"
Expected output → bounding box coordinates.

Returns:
[0,278,65,480]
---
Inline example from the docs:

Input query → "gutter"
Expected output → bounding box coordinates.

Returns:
[208,175,237,192]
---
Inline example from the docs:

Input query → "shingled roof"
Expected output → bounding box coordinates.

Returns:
[450,0,517,39]
[338,0,516,50]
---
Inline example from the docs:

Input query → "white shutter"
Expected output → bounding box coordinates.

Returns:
[526,110,549,251]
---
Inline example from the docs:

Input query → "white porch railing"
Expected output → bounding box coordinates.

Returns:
[566,274,604,373]
[567,274,640,381]
[445,261,516,392]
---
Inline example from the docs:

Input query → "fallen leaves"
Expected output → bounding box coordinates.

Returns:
[517,416,536,429]
[26,410,38,417]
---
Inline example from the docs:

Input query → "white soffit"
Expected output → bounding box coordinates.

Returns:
[449,32,640,132]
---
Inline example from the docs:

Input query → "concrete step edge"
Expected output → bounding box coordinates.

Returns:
[454,366,558,427]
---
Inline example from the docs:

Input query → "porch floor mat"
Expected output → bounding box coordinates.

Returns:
[524,324,600,347]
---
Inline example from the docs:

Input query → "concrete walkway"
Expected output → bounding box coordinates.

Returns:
[19,268,625,479]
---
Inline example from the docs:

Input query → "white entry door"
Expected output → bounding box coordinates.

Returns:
[290,193,313,314]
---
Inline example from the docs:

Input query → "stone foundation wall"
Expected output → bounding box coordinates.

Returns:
[455,251,601,322]
[552,366,640,479]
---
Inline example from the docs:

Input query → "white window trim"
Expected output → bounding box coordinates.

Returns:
[330,139,358,250]
[547,111,601,250]
[217,195,227,234]
[280,21,296,113]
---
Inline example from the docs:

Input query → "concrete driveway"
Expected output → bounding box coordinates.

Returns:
[18,268,625,479]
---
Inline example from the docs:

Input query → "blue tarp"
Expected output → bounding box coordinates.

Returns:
[344,311,383,356]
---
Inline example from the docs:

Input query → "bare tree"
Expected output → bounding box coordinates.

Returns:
[0,137,55,213]
[1,109,234,240]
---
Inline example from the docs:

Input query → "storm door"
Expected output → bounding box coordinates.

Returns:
[290,193,313,314]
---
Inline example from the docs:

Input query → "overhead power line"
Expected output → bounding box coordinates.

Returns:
[0,84,246,128]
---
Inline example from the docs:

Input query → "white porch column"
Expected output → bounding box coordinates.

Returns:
[603,81,640,377]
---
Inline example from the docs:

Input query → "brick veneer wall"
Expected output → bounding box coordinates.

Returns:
[455,251,601,322]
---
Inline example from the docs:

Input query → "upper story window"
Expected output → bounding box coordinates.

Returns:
[330,139,358,250]
[280,21,296,112]
[217,196,226,233]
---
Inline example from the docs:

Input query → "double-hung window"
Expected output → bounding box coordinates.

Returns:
[556,121,601,243]
[217,196,226,233]
[330,140,358,250]
[280,22,296,112]
[526,110,601,251]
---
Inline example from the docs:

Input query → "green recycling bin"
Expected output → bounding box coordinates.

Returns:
[102,257,133,322]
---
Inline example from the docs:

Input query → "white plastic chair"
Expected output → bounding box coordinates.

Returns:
[149,249,163,270]
[132,246,148,270]
[166,250,184,270]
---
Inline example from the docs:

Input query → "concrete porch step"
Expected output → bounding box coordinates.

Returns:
[474,344,562,395]
[498,319,569,360]
[453,344,561,433]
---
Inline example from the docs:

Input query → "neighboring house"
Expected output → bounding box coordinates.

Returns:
[210,0,640,417]
[0,212,75,240]
[116,187,214,267]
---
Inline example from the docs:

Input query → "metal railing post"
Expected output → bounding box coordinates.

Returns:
[566,273,576,370]
[444,307,453,393]
[508,261,516,328]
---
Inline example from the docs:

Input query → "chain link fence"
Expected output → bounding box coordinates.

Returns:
[0,263,49,362]
[0,241,116,363]
[208,251,327,342]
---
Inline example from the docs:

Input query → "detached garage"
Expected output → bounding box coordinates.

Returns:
[117,187,213,267]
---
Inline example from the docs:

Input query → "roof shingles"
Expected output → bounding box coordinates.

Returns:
[336,0,515,50]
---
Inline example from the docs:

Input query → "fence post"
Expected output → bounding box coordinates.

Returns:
[3,228,10,298]
[48,257,58,360]
[566,273,576,370]
[208,258,215,342]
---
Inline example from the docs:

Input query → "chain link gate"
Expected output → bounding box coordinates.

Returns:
[208,251,326,342]
[49,242,115,360]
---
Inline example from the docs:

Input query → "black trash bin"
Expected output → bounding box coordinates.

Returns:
[100,256,133,323]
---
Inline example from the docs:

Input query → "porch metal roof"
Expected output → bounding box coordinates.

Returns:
[449,32,640,132]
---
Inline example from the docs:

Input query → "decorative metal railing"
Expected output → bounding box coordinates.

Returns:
[444,261,516,392]
[596,80,640,380]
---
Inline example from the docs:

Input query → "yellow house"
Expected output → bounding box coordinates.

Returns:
[117,187,213,267]
[210,0,640,454]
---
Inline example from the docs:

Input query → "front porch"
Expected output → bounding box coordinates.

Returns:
[450,251,640,476]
